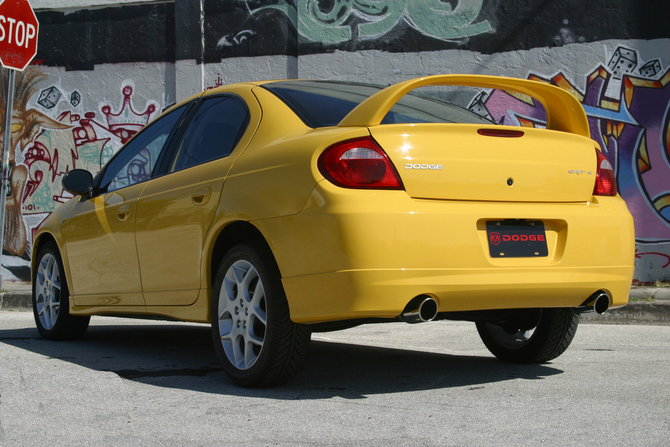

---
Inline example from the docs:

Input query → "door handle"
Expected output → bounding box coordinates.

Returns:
[191,187,212,206]
[117,205,131,222]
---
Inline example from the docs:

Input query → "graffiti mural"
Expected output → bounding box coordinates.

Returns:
[251,0,492,44]
[207,0,497,60]
[0,68,158,279]
[470,46,670,280]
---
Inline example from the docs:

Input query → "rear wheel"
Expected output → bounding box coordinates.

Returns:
[476,308,579,363]
[211,242,310,387]
[32,241,90,340]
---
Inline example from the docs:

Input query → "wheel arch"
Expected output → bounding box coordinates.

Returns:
[31,231,58,276]
[207,220,278,292]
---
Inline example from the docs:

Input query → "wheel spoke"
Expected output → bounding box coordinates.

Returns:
[45,303,54,329]
[220,277,237,319]
[218,315,233,336]
[246,327,264,345]
[244,338,260,368]
[249,278,267,325]
[50,301,60,322]
[484,320,538,351]
[518,329,532,341]
[220,324,243,368]
[37,296,46,323]
[51,263,61,292]
[232,263,248,289]
[239,266,258,303]
[233,335,245,369]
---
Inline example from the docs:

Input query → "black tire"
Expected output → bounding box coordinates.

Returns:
[476,308,579,363]
[32,241,90,341]
[211,242,311,387]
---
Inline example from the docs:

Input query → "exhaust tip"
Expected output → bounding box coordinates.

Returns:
[575,291,610,316]
[417,297,438,322]
[401,295,439,323]
[593,293,610,315]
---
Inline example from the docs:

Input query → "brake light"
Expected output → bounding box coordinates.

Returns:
[593,149,617,196]
[318,137,404,189]
[477,128,524,138]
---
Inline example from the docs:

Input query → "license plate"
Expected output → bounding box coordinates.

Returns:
[486,220,548,258]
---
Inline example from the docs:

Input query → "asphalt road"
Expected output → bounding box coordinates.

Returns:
[1,311,668,447]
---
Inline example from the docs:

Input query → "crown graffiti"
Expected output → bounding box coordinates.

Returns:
[101,86,157,142]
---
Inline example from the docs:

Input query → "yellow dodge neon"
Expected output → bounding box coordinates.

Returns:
[32,75,635,387]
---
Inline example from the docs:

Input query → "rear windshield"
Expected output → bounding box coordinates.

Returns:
[262,80,493,128]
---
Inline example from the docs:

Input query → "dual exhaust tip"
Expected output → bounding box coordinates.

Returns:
[400,290,611,323]
[401,295,439,324]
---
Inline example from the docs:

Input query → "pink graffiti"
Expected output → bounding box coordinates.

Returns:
[101,85,156,143]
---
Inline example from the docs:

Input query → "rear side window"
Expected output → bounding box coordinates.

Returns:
[263,81,492,128]
[170,96,249,172]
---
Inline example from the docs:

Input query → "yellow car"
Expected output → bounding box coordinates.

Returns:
[32,75,635,387]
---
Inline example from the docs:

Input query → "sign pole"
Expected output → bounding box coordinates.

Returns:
[0,68,16,290]
[0,0,40,288]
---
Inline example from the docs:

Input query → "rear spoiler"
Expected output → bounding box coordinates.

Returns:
[338,74,590,139]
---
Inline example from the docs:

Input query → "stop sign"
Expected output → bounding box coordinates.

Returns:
[0,0,38,71]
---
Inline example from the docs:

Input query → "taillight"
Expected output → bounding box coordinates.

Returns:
[593,149,617,196]
[318,137,404,189]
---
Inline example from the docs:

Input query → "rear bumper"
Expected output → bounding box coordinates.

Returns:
[281,266,633,323]
[259,182,635,324]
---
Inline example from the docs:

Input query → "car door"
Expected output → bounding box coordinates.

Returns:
[135,94,251,306]
[63,104,188,306]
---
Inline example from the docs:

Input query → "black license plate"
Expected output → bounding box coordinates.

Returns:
[486,220,548,258]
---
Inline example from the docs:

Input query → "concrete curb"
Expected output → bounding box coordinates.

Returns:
[0,291,32,311]
[2,288,669,325]
[580,302,670,326]
[629,287,670,301]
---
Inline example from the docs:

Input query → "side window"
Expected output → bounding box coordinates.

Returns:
[98,105,187,193]
[170,96,248,173]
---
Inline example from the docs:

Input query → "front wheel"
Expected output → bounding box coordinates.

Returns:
[32,241,90,340]
[211,242,310,387]
[476,308,579,363]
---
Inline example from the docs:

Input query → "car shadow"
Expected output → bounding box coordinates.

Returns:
[0,321,564,399]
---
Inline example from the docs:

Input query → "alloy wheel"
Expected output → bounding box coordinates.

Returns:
[35,253,61,330]
[217,259,268,370]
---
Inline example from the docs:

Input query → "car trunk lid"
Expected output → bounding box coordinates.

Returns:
[369,124,598,202]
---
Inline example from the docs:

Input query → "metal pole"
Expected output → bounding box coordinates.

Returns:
[0,68,16,290]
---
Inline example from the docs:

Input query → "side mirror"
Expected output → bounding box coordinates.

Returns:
[62,169,94,198]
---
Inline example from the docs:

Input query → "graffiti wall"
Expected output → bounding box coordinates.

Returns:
[1,0,667,281]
